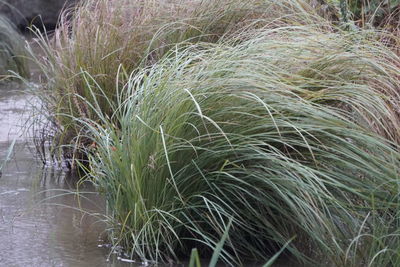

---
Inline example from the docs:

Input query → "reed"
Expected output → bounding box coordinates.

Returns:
[29,0,328,164]
[76,25,400,265]
[29,0,400,265]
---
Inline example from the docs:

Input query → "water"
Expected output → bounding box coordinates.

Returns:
[0,84,139,266]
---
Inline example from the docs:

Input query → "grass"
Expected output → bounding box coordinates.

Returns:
[72,25,400,265]
[29,0,330,164]
[0,15,29,80]
[28,0,400,265]
[0,139,15,173]
[346,0,400,27]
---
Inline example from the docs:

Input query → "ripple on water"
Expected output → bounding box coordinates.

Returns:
[0,85,140,266]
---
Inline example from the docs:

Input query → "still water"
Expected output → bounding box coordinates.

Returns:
[0,84,139,266]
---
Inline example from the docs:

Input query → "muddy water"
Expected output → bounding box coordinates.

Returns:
[0,85,137,266]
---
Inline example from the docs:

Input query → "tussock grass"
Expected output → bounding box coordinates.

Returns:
[75,26,400,265]
[0,15,29,79]
[28,0,400,265]
[30,0,329,162]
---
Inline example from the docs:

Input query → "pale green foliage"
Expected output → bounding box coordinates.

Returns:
[29,0,400,265]
[30,0,327,161]
[78,26,400,265]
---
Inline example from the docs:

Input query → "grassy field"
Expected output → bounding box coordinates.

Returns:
[30,0,400,266]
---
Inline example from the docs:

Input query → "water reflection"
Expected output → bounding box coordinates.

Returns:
[0,84,140,266]
[0,82,30,142]
[1,142,105,266]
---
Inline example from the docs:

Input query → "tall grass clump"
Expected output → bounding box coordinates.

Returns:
[30,0,330,163]
[78,26,400,265]
[0,15,29,79]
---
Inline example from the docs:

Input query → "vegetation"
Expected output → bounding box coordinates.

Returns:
[30,0,329,163]
[0,15,29,79]
[75,26,400,265]
[346,0,400,26]
[0,139,15,174]
[30,0,400,266]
